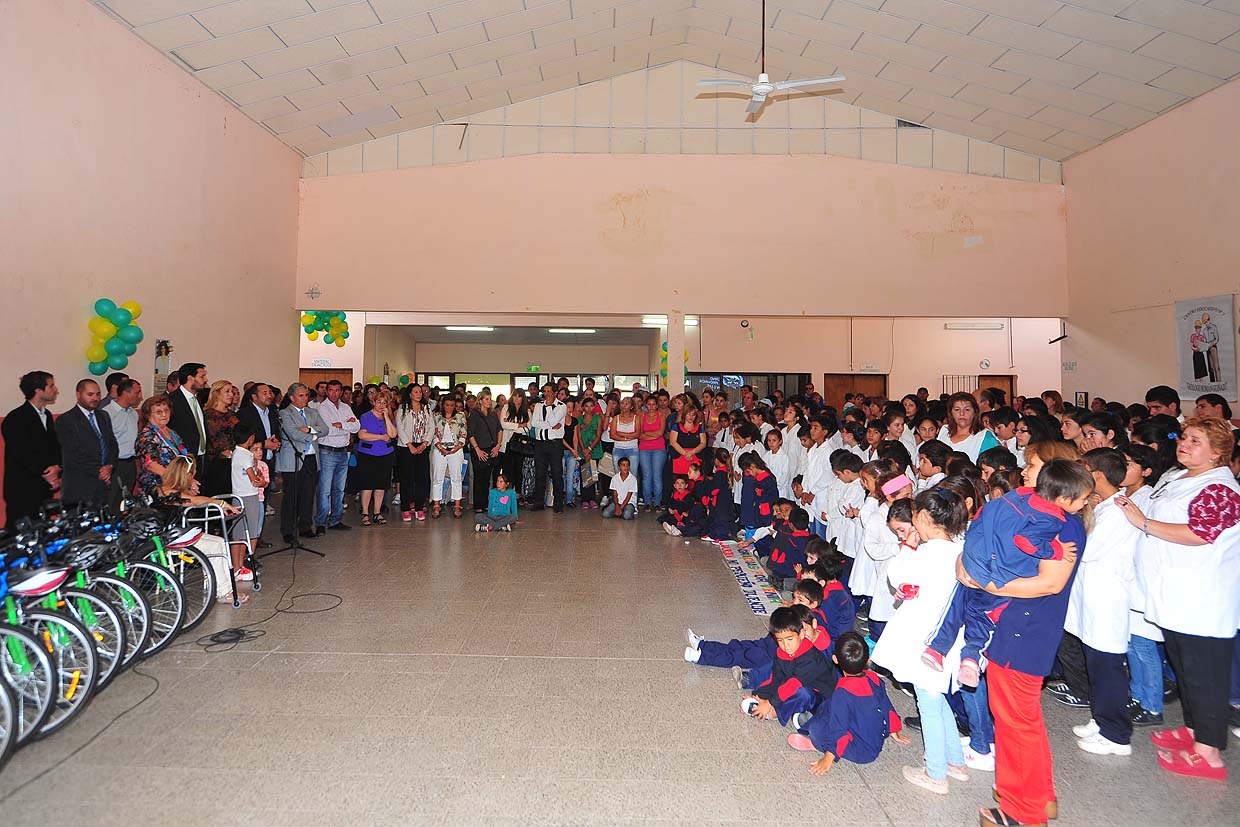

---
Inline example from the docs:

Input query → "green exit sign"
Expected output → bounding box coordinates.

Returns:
[526,364,542,372]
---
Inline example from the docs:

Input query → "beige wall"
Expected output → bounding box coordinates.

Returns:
[412,343,652,375]
[0,0,301,409]
[298,153,1068,319]
[1062,78,1240,404]
[698,316,1061,398]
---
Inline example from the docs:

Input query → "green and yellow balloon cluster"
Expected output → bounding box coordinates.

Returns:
[301,310,350,347]
[658,342,690,384]
[85,299,144,376]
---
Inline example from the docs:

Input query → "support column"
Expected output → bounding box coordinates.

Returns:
[665,311,686,394]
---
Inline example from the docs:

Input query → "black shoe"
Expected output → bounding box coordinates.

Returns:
[957,720,971,739]
[257,540,273,549]
[1055,691,1091,709]
[1164,681,1180,703]
[328,522,350,531]
[314,526,326,536]
[1130,707,1164,727]
[299,529,316,539]
[282,535,295,544]
[529,505,545,511]
[553,506,564,513]
[1044,680,1071,698]
[903,715,921,732]
[1229,705,1240,727]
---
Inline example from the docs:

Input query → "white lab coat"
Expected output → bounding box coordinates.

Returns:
[834,479,867,558]
[1124,486,1162,642]
[1065,494,1137,654]
[863,501,903,623]
[871,537,967,694]
[850,499,883,596]
[764,446,793,499]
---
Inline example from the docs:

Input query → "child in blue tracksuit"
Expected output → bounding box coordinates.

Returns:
[659,473,696,536]
[765,507,812,586]
[475,473,518,532]
[738,453,778,539]
[800,544,857,642]
[701,449,735,542]
[921,459,1094,685]
[686,581,829,690]
[789,631,910,775]
[745,607,838,726]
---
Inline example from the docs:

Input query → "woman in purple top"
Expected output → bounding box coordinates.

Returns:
[356,389,397,525]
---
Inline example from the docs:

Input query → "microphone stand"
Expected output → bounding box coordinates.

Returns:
[260,413,324,560]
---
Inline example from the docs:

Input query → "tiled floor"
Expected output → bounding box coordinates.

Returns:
[1,506,1237,825]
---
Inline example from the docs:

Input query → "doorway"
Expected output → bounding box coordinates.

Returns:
[978,375,1017,406]
[822,373,888,412]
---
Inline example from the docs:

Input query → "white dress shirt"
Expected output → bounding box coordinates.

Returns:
[105,402,139,459]
[316,399,360,448]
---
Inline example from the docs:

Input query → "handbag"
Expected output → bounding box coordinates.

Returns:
[597,453,616,478]
[581,459,598,489]
[508,432,535,457]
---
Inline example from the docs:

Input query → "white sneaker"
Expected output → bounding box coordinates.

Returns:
[740,697,760,716]
[791,711,812,730]
[963,745,995,771]
[1077,733,1132,756]
[1232,726,1240,739]
[662,522,676,536]
[1072,718,1100,739]
[686,628,703,649]
[684,646,701,663]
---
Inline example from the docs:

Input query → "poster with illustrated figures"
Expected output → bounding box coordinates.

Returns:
[1176,295,1236,401]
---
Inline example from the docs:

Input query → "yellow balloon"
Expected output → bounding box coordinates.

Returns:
[88,317,116,337]
[301,313,314,326]
[307,331,319,341]
[335,338,346,347]
[86,344,107,362]
[120,300,142,321]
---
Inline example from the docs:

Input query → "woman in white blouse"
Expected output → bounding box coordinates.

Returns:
[937,392,999,463]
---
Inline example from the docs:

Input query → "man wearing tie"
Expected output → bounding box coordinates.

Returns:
[276,383,324,543]
[2,371,61,527]
[55,379,119,507]
[530,382,567,512]
[237,382,281,536]
[169,362,209,476]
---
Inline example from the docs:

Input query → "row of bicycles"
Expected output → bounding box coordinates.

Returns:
[0,496,252,772]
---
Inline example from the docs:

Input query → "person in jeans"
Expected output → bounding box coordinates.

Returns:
[637,395,668,512]
[602,457,638,520]
[313,380,358,534]
[468,391,502,513]
[476,472,518,532]
[562,399,580,507]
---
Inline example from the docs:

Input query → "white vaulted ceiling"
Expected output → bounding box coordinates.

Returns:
[96,0,1240,161]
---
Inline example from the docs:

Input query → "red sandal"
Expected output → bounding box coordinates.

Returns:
[1150,726,1194,750]
[1157,749,1228,781]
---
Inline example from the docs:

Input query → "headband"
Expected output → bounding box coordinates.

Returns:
[881,476,913,497]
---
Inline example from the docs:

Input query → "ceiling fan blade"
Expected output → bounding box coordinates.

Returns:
[772,75,846,91]
[746,94,767,114]
[697,78,753,87]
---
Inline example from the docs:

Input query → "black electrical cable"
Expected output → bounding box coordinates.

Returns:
[0,546,341,799]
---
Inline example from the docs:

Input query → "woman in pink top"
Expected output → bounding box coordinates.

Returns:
[637,395,668,513]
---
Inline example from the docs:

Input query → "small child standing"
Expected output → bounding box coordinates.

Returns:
[475,472,518,532]
[805,540,856,641]
[700,449,736,541]
[788,631,910,775]
[227,423,261,585]
[738,453,778,539]
[765,507,812,586]
[764,429,794,499]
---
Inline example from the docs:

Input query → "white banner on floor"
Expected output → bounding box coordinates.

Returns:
[716,541,785,616]
[1176,294,1236,400]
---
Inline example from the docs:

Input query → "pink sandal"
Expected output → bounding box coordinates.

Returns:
[1150,726,1194,750]
[1157,748,1228,781]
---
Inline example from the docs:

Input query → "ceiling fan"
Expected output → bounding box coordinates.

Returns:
[697,0,846,115]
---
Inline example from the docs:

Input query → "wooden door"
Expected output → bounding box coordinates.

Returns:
[821,373,888,412]
[978,375,1015,406]
[298,368,354,390]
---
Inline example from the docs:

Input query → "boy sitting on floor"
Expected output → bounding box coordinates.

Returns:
[660,473,695,536]
[788,631,910,775]
[763,507,812,589]
[798,544,856,642]
[742,606,838,726]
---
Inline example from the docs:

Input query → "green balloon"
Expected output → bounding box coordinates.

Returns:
[121,341,137,356]
[116,325,143,344]
[110,308,132,327]
[88,360,108,376]
[106,353,128,370]
[399,375,410,386]
[340,331,350,339]
[338,312,347,321]
[104,337,126,355]
[303,324,314,333]
[323,334,335,344]
[94,298,117,317]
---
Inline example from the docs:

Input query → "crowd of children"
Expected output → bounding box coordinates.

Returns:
[676,383,1240,827]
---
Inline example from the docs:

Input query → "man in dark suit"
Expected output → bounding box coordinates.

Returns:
[55,378,119,508]
[2,371,61,527]
[168,362,209,467]
[238,381,281,546]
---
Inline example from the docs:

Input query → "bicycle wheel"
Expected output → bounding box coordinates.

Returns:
[24,610,98,739]
[60,588,126,690]
[0,677,16,772]
[91,575,152,668]
[121,561,185,656]
[163,545,216,632]
[0,623,53,745]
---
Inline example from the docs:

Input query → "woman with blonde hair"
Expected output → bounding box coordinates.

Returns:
[157,455,249,603]
[203,380,239,496]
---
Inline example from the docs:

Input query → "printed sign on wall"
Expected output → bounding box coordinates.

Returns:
[1176,294,1236,401]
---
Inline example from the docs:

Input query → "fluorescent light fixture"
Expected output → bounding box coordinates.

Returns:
[548,328,596,334]
[641,316,700,327]
[943,322,1004,331]
[445,326,494,332]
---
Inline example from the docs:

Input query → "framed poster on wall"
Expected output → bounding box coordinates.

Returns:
[1176,295,1236,401]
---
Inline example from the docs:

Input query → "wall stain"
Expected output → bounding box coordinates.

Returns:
[598,187,688,253]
